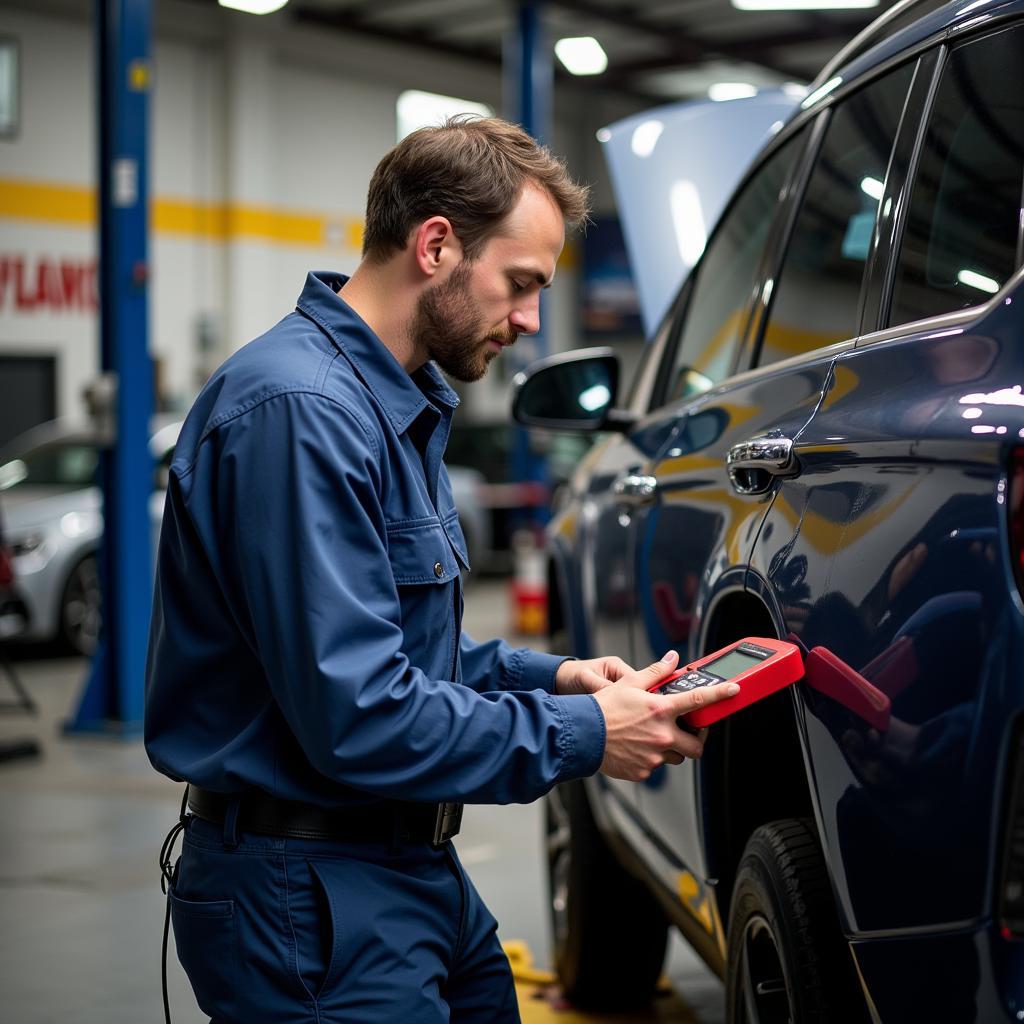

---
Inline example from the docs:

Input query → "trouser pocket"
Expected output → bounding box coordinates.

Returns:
[169,886,238,1020]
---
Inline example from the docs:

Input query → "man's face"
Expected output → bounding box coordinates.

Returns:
[411,183,566,383]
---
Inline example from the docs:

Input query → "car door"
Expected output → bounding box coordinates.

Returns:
[630,54,921,910]
[750,24,1024,947]
[604,124,816,898]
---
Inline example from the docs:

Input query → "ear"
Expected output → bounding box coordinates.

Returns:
[412,216,462,279]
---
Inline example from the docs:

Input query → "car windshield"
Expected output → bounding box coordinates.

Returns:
[0,442,99,492]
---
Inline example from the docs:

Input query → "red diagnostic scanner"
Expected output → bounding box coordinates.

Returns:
[648,637,803,728]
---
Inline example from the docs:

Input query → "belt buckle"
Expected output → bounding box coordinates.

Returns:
[432,801,463,847]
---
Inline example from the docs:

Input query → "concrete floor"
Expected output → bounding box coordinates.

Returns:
[0,579,723,1023]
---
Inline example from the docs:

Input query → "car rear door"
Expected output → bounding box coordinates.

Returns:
[750,25,1024,946]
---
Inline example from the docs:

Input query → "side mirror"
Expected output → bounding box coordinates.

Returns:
[512,347,634,432]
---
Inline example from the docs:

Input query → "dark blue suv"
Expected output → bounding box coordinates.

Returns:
[513,2,1024,1020]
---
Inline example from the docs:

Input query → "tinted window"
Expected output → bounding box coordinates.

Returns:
[661,131,803,406]
[0,442,98,491]
[759,62,914,366]
[890,28,1024,324]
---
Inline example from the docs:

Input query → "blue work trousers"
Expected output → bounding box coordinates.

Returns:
[169,815,520,1023]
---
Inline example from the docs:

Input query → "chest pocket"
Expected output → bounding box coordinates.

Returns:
[386,514,467,680]
[385,512,468,585]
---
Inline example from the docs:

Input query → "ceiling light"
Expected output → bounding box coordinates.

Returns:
[733,0,879,9]
[801,75,842,108]
[218,0,289,13]
[860,176,884,201]
[958,269,1000,295]
[708,82,758,101]
[670,180,706,268]
[630,120,664,158]
[555,37,608,76]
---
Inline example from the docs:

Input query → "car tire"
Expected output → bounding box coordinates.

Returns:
[726,818,864,1024]
[59,554,102,657]
[546,779,668,1010]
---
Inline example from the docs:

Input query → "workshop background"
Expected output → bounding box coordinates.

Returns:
[0,1,900,1022]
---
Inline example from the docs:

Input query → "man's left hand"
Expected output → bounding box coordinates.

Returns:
[554,656,635,696]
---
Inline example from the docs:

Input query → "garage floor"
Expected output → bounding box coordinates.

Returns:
[0,580,724,1024]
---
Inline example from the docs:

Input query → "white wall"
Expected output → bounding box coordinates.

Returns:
[0,0,641,426]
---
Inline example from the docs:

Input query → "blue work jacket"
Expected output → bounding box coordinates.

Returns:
[144,272,606,808]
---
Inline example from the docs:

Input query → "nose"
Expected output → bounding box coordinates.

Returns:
[509,294,541,336]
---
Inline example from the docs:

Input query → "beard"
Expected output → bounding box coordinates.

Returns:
[411,261,517,383]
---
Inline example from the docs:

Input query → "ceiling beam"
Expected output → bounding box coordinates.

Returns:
[291,3,663,106]
[543,0,841,78]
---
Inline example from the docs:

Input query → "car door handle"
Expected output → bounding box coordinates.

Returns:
[612,473,659,503]
[727,437,800,495]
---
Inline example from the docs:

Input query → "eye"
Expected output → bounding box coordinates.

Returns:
[510,278,527,294]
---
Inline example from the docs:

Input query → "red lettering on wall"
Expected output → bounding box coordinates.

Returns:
[0,255,98,314]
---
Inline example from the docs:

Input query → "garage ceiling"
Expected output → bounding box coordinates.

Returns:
[286,0,906,102]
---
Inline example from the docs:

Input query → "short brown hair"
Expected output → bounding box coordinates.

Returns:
[362,115,590,262]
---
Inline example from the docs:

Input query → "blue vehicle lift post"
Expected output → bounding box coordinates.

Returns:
[505,1,553,527]
[66,0,154,735]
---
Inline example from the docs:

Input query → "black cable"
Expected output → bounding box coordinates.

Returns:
[160,786,190,1024]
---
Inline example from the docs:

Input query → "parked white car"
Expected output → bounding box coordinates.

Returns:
[0,419,179,655]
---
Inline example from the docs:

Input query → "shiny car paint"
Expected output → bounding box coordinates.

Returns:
[543,2,1024,1019]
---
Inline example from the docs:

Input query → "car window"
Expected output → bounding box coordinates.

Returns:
[0,442,99,491]
[757,61,915,367]
[659,130,805,408]
[889,27,1024,325]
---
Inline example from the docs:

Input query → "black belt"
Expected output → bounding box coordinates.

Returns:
[187,786,463,847]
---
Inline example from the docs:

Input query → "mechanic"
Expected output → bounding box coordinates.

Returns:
[144,115,739,1023]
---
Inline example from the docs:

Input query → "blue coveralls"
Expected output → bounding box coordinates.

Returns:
[144,272,607,1023]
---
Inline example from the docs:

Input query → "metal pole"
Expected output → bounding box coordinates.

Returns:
[505,1,552,527]
[67,0,153,735]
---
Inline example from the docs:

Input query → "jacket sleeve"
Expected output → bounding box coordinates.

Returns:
[458,632,568,695]
[190,392,605,805]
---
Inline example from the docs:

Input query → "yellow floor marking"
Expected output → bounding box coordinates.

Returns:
[504,941,705,1023]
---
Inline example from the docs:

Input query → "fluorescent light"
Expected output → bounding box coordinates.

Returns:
[957,269,1000,295]
[860,176,884,201]
[630,120,664,158]
[555,37,608,76]
[708,82,758,102]
[733,0,878,9]
[579,384,611,412]
[218,0,289,13]
[397,90,493,141]
[670,180,706,268]
[802,75,842,108]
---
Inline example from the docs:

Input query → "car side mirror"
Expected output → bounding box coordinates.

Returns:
[511,347,635,432]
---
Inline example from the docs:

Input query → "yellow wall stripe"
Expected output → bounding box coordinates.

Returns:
[0,177,363,249]
[0,177,581,265]
[0,179,96,225]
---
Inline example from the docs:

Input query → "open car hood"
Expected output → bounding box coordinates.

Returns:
[600,89,802,338]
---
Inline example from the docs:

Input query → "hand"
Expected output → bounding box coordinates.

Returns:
[554,655,634,696]
[593,650,739,782]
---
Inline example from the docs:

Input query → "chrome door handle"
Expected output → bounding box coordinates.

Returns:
[612,473,659,503]
[727,437,800,495]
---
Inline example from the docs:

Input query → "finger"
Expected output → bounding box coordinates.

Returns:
[599,657,633,681]
[576,668,613,693]
[623,650,680,690]
[667,729,705,759]
[665,680,739,715]
[662,751,686,766]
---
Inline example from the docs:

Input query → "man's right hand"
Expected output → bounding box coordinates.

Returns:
[592,650,739,781]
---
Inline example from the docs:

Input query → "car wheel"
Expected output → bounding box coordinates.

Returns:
[59,555,101,656]
[546,780,668,1010]
[726,819,863,1024]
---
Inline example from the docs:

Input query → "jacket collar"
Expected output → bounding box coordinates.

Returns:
[296,271,460,435]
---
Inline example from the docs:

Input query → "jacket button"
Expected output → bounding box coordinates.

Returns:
[434,561,444,578]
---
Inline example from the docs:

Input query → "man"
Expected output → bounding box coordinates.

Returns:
[145,116,738,1023]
